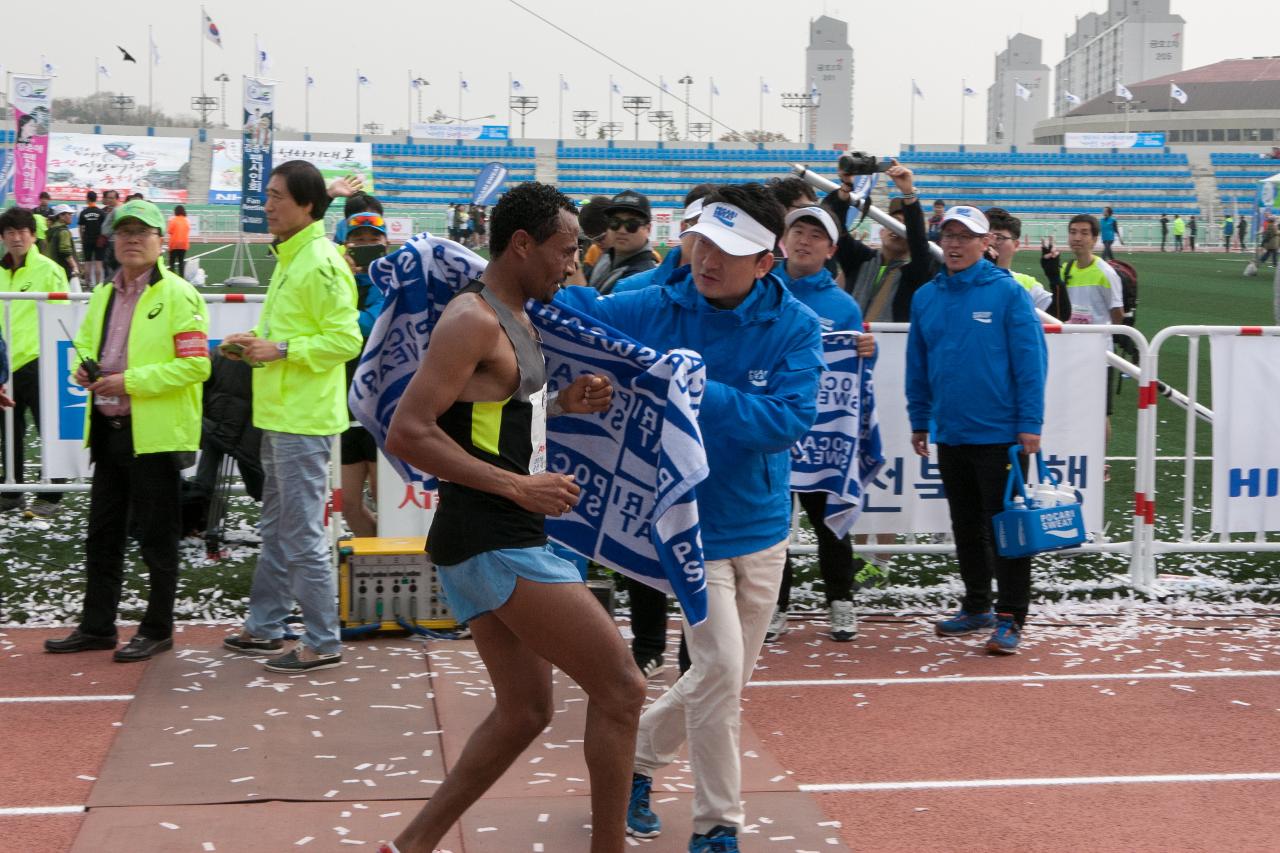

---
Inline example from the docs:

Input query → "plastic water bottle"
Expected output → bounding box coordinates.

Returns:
[1028,484,1058,508]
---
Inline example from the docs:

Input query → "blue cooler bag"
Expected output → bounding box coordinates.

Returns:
[992,445,1086,558]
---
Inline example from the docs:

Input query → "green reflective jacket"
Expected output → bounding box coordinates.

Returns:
[253,219,362,435]
[75,260,210,453]
[0,248,69,371]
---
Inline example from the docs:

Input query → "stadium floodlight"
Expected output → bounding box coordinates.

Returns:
[572,110,598,139]
[600,121,623,139]
[362,121,384,136]
[688,121,711,139]
[190,95,218,128]
[678,75,694,138]
[781,92,819,145]
[622,96,652,141]
[508,95,540,139]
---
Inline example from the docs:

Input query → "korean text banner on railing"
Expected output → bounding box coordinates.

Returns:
[44,133,192,203]
[1211,335,1280,532]
[856,332,1106,535]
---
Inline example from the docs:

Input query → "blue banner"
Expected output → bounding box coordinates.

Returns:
[0,149,9,207]
[471,162,509,206]
[350,232,711,625]
[239,78,276,234]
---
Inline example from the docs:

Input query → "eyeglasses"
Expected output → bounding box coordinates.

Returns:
[607,218,646,233]
[939,231,982,244]
[348,212,384,229]
[115,225,159,240]
[989,233,1015,245]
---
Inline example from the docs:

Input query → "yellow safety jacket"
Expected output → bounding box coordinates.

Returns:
[0,248,69,371]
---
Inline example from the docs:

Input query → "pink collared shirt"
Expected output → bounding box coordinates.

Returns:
[94,267,151,416]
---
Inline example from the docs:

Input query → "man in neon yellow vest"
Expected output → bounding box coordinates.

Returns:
[222,160,362,674]
[44,199,210,661]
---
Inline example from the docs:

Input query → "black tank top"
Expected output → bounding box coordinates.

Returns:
[427,281,549,566]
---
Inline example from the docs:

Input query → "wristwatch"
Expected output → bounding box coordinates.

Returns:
[277,340,288,360]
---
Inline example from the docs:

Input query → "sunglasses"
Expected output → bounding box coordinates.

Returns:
[608,218,646,233]
[348,212,385,229]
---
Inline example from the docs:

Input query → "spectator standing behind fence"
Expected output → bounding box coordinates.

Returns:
[79,191,106,287]
[926,198,946,243]
[1188,215,1198,252]
[0,207,69,517]
[1099,206,1120,260]
[43,205,81,284]
[166,206,190,275]
[983,208,1071,321]
[221,160,363,674]
[1159,213,1170,252]
[907,206,1046,656]
[1222,215,1234,251]
[1260,218,1279,267]
[101,189,121,278]
[1238,216,1250,252]
[43,199,210,663]
[1172,214,1186,252]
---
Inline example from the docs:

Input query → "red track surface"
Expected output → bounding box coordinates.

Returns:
[4,613,1279,852]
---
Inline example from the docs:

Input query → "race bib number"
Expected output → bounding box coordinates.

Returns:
[528,386,547,475]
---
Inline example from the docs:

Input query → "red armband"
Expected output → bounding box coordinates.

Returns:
[174,330,209,358]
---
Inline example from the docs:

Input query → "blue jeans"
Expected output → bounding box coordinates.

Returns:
[245,431,341,654]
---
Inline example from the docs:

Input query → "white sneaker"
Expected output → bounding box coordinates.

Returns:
[765,607,788,642]
[829,599,857,642]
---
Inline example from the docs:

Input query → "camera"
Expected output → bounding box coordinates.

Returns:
[838,151,892,177]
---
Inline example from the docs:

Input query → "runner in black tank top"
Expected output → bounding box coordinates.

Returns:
[429,280,549,565]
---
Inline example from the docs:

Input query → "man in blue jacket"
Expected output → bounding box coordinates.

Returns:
[558,183,823,852]
[906,206,1046,655]
[767,205,874,644]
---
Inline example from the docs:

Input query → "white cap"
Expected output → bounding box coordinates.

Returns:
[940,205,990,235]
[685,202,777,256]
[681,197,705,222]
[51,204,75,217]
[784,206,839,243]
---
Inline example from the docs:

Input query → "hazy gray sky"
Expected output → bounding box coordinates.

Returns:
[7,0,1274,154]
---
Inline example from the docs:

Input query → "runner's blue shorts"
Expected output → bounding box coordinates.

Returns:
[436,544,583,624]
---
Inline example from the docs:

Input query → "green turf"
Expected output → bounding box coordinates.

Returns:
[3,249,1277,626]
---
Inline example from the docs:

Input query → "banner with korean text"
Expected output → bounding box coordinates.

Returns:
[210,138,374,204]
[239,78,276,233]
[1210,336,1280,532]
[9,74,53,208]
[857,331,1106,535]
[44,133,191,202]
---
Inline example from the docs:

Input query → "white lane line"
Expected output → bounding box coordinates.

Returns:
[0,695,134,704]
[0,806,86,816]
[747,669,1280,688]
[801,772,1280,793]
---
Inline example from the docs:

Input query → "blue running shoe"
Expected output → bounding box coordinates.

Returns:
[689,824,739,852]
[935,608,996,636]
[627,773,661,838]
[986,613,1021,654]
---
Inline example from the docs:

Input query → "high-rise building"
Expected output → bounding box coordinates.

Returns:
[1055,0,1185,115]
[987,34,1050,146]
[806,16,853,148]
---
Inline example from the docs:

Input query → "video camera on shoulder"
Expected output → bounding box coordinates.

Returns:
[837,151,892,177]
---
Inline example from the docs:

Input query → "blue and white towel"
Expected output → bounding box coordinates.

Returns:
[350,232,711,624]
[790,331,885,538]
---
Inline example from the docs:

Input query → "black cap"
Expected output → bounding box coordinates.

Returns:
[603,190,651,222]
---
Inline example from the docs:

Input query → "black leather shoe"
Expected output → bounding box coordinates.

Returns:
[44,630,118,654]
[113,635,173,663]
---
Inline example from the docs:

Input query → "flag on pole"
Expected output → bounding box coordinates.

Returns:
[460,78,469,91]
[809,79,819,99]
[1064,90,1082,107]
[97,63,111,79]
[561,77,569,92]
[712,79,720,96]
[911,79,924,98]
[611,80,621,94]
[1170,82,1188,105]
[42,60,57,76]
[257,47,271,74]
[1015,81,1031,101]
[761,81,771,94]
[963,85,977,97]
[511,79,523,92]
[150,32,160,65]
[660,76,670,93]
[306,74,316,89]
[1115,81,1133,101]
[203,11,222,47]
[411,77,423,90]
[358,74,371,86]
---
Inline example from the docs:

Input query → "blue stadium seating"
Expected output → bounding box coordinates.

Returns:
[371,142,537,205]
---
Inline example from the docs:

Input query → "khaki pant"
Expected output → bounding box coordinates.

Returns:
[634,539,788,833]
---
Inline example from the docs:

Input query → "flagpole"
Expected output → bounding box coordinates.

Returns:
[609,75,614,126]
[507,71,512,129]
[199,6,206,105]
[709,78,715,139]
[407,69,412,136]
[458,72,463,126]
[305,66,310,136]
[1012,79,1019,149]
[95,56,99,99]
[558,74,564,140]
[147,26,154,119]
[910,80,915,147]
[960,78,966,146]
[758,77,764,132]
[356,68,361,136]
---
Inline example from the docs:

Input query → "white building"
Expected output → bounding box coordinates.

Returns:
[805,15,853,149]
[1055,0,1185,116]
[987,34,1050,147]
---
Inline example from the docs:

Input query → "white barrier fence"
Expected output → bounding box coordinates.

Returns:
[5,291,1276,594]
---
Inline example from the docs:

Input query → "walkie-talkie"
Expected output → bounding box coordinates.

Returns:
[56,318,101,383]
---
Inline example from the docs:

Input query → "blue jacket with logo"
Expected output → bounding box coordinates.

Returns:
[906,259,1046,444]
[612,245,685,294]
[773,259,863,332]
[556,273,824,560]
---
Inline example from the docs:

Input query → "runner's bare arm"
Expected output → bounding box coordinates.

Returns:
[386,299,580,514]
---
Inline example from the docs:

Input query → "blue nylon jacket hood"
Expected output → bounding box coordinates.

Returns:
[555,273,823,560]
[905,259,1047,444]
[611,245,685,294]
[773,259,863,333]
